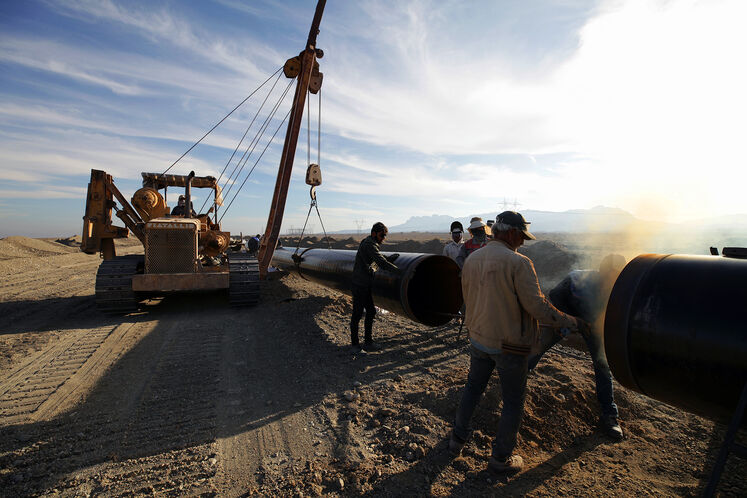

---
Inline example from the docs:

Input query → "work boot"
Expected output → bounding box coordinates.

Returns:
[350,345,367,355]
[448,430,467,457]
[487,455,524,474]
[363,341,379,352]
[601,415,624,440]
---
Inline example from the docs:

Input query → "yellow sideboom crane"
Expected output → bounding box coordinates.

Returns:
[80,0,326,312]
[81,170,256,312]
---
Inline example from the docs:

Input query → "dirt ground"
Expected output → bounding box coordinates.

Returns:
[0,234,744,497]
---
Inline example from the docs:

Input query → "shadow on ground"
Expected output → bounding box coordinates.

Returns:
[0,278,462,494]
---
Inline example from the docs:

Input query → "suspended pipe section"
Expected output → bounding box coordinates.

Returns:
[272,247,463,327]
[604,253,747,424]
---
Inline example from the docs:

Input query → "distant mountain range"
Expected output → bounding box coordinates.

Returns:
[379,206,747,233]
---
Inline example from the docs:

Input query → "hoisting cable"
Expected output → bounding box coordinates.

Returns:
[198,69,285,214]
[218,77,295,210]
[160,66,282,178]
[317,88,329,248]
[295,89,331,252]
[307,89,311,170]
[296,191,332,251]
[218,108,292,223]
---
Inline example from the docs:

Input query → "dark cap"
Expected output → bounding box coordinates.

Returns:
[450,221,464,233]
[495,211,536,240]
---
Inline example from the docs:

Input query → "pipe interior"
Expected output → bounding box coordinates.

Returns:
[406,256,463,326]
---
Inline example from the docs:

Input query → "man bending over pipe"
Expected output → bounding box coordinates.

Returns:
[350,222,400,354]
[449,211,590,474]
[528,254,627,440]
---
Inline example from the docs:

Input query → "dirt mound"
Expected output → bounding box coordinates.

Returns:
[332,237,358,250]
[420,238,445,254]
[0,236,78,260]
[379,238,443,255]
[114,237,144,248]
[56,235,82,247]
[519,240,578,282]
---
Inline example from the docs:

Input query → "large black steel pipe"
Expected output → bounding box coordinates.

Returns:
[605,254,747,423]
[272,247,463,326]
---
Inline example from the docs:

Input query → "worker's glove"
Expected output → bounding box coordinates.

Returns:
[575,318,592,339]
[386,253,400,263]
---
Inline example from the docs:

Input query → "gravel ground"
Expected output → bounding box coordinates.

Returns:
[0,235,744,496]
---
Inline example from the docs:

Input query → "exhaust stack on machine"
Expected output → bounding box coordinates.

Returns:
[272,247,463,327]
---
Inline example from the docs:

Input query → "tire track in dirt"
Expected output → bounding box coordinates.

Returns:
[0,249,143,372]
[0,304,227,495]
[0,326,116,424]
[65,310,226,496]
[213,305,340,496]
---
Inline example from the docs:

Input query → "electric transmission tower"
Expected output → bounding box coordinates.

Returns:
[353,219,365,235]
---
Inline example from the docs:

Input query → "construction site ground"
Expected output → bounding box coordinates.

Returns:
[0,234,744,496]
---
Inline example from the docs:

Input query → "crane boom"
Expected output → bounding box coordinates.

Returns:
[257,0,326,279]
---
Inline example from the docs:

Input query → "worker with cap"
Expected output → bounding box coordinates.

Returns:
[528,253,627,440]
[443,221,464,266]
[246,234,261,255]
[455,217,488,268]
[449,210,590,474]
[171,195,196,217]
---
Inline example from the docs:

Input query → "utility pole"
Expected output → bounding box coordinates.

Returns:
[257,0,326,279]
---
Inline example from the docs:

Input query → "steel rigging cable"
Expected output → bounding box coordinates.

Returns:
[218,108,293,223]
[218,77,296,213]
[198,69,285,214]
[160,67,283,177]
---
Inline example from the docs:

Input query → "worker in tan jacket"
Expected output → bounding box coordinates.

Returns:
[448,210,588,475]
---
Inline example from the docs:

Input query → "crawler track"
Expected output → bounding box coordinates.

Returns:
[95,255,144,314]
[228,252,261,306]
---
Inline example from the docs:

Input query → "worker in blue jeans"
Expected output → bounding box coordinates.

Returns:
[528,254,626,440]
[454,345,529,465]
[449,211,586,474]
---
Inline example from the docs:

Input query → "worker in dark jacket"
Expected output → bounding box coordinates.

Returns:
[171,195,196,217]
[350,222,400,353]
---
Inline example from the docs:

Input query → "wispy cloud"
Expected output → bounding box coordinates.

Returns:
[1,0,745,236]
[0,185,86,199]
[46,0,281,76]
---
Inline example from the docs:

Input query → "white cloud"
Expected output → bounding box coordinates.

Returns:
[547,0,747,221]
[0,127,219,182]
[2,0,746,236]
[318,0,747,222]
[46,0,281,76]
[0,186,86,199]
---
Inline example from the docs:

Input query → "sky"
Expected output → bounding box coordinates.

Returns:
[1,0,746,237]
